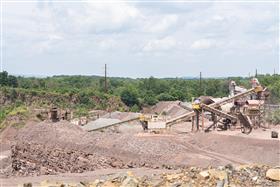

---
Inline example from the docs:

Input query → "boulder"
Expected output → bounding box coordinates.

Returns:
[120,176,139,187]
[165,173,184,181]
[208,169,228,180]
[266,169,280,181]
[199,171,210,179]
[216,180,224,187]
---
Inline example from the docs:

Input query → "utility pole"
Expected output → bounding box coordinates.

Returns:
[104,64,107,93]
[255,69,258,77]
[199,72,202,96]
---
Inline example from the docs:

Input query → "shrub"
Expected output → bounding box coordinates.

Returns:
[266,109,280,125]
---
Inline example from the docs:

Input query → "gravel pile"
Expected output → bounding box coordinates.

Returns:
[8,121,280,178]
[10,122,155,176]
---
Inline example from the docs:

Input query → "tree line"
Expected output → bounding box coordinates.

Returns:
[0,71,279,112]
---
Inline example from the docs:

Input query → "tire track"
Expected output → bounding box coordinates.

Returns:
[169,137,250,165]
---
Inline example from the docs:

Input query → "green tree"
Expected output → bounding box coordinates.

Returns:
[157,93,176,101]
[0,71,8,86]
[120,87,139,107]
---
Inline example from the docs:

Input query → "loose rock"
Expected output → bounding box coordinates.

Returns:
[266,169,280,181]
[199,170,210,179]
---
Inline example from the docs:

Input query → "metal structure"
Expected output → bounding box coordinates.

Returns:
[87,114,167,132]
[87,78,268,135]
[166,79,268,134]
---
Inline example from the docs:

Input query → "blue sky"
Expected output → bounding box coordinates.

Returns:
[2,0,279,78]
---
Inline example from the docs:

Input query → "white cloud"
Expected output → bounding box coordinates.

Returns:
[265,24,278,33]
[143,14,178,33]
[191,39,217,50]
[212,15,225,21]
[47,34,63,41]
[4,2,278,77]
[143,36,177,52]
[98,39,118,50]
[84,2,141,33]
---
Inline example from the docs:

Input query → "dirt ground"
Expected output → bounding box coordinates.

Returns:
[0,120,279,186]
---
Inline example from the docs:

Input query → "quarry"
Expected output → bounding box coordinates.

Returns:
[0,78,279,187]
[0,1,279,186]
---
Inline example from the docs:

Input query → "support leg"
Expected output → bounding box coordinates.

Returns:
[196,110,200,131]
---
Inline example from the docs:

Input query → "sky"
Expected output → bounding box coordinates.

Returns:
[1,0,279,78]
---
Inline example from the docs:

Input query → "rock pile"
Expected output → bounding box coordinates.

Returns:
[10,122,165,176]
[11,142,122,176]
[21,165,280,187]
[9,121,280,178]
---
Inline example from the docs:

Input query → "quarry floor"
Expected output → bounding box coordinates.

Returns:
[0,121,279,187]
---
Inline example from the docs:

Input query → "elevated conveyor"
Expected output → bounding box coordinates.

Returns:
[200,104,237,123]
[167,87,258,126]
[88,87,261,131]
[87,116,140,132]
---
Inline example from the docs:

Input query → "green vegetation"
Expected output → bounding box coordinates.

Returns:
[0,71,18,87]
[0,72,279,114]
[120,87,139,107]
[266,109,280,125]
[0,105,29,130]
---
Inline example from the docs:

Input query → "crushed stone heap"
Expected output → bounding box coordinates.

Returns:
[11,122,152,176]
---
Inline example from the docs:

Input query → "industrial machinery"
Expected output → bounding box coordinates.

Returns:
[87,78,268,135]
[87,114,167,132]
[166,78,268,134]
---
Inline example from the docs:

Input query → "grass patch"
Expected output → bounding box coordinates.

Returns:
[8,106,28,117]
[0,105,29,130]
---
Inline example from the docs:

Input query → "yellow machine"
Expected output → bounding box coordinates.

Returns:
[192,98,201,110]
[138,114,167,131]
[254,86,263,93]
[192,103,201,110]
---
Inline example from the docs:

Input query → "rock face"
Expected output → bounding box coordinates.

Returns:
[266,169,280,181]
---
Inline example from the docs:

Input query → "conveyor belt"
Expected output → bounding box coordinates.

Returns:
[89,88,258,130]
[167,88,256,126]
[210,88,255,107]
[166,111,196,125]
[87,116,140,132]
[200,104,237,123]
